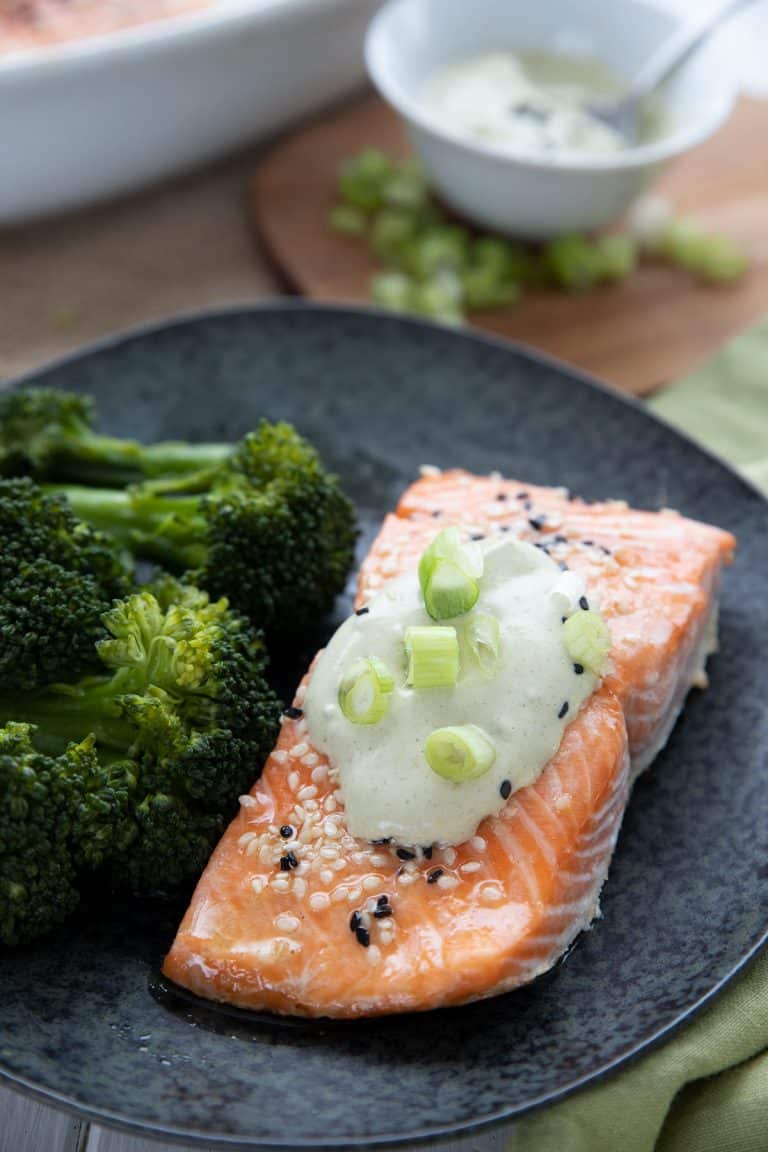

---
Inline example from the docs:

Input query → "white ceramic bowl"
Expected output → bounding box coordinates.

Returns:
[0,0,382,225]
[365,0,738,238]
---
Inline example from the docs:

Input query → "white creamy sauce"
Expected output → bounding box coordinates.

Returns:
[304,537,598,847]
[421,50,628,156]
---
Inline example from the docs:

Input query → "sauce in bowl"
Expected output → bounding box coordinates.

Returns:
[0,0,208,54]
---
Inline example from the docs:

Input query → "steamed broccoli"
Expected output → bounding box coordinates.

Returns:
[0,478,131,691]
[0,581,282,899]
[0,723,134,946]
[52,421,358,635]
[0,388,231,486]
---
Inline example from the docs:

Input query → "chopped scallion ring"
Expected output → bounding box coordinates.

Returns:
[464,612,501,676]
[338,657,394,725]
[425,724,496,783]
[405,626,460,688]
[562,610,611,676]
[418,528,483,620]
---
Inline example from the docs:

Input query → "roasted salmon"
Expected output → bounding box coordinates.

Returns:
[163,470,734,1017]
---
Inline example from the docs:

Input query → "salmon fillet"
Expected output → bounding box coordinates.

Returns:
[163,471,734,1017]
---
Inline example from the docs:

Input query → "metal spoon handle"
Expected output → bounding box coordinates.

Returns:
[623,0,760,105]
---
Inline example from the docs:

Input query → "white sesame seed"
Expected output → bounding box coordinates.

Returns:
[419,464,442,477]
[366,573,382,588]
[320,868,335,886]
[554,794,572,811]
[397,872,416,886]
[363,876,380,892]
[302,752,319,767]
[275,914,300,933]
[271,876,291,893]
[295,684,306,704]
[347,886,363,902]
[319,846,340,860]
[369,854,389,867]
[246,838,261,857]
[288,771,300,792]
[293,877,307,898]
[272,750,287,764]
[304,799,319,812]
[324,821,340,838]
[309,892,330,911]
[324,795,338,812]
[296,861,310,875]
[297,785,318,801]
[442,847,457,866]
[437,875,459,890]
[331,886,347,903]
[239,795,258,809]
[470,836,487,852]
[311,764,327,783]
[460,861,482,874]
[237,832,257,849]
[367,945,382,966]
[480,883,504,904]
[291,742,309,759]
[331,858,347,871]
[250,877,265,895]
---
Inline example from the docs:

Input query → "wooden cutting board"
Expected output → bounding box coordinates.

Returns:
[251,94,768,395]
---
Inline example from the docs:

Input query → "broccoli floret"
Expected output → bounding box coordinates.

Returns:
[0,583,282,898]
[52,421,358,634]
[0,388,230,487]
[0,478,131,691]
[0,723,134,946]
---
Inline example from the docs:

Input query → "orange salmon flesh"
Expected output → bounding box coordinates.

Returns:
[163,470,734,1017]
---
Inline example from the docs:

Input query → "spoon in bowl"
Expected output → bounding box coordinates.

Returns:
[588,0,761,143]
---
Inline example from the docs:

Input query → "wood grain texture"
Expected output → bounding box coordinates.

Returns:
[251,95,768,396]
[0,1082,86,1152]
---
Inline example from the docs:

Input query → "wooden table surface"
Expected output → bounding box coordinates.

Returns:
[1,4,766,1146]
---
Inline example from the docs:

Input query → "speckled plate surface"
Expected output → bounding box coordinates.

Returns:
[0,304,766,1149]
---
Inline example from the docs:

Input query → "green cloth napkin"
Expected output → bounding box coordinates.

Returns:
[506,322,768,1152]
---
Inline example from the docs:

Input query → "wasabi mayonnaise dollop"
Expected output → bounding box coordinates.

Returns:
[421,50,629,156]
[304,536,603,847]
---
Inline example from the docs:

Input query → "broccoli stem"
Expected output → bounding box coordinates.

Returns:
[0,678,136,755]
[43,437,232,488]
[46,485,208,571]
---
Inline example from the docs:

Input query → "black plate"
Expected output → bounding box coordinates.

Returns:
[1,304,766,1149]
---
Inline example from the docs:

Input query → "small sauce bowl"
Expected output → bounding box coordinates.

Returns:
[365,0,737,238]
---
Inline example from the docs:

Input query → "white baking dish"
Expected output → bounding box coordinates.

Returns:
[0,0,381,225]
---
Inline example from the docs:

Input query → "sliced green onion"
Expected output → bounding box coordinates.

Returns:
[338,657,394,725]
[329,204,368,236]
[370,209,418,260]
[419,528,483,620]
[404,625,460,688]
[595,234,637,282]
[371,271,414,313]
[472,236,531,284]
[462,265,521,311]
[338,149,394,211]
[562,610,611,675]
[543,235,602,292]
[409,226,469,278]
[425,724,496,783]
[381,164,429,213]
[411,271,464,326]
[464,612,502,676]
[656,219,748,283]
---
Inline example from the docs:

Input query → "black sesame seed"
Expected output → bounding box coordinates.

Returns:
[554,534,568,544]
[499,524,510,533]
[377,894,389,907]
[427,868,444,884]
[350,911,362,933]
[283,706,303,720]
[558,562,569,571]
[355,926,371,948]
[528,517,545,532]
[373,906,393,919]
[286,851,299,868]
[523,501,533,511]
[579,596,589,611]
[573,663,584,675]
[372,837,390,845]
[582,539,594,547]
[558,701,569,719]
[432,509,442,517]
[421,846,433,860]
[500,780,512,800]
[279,825,293,839]
[355,607,370,616]
[396,847,416,861]
[562,616,567,623]
[600,545,612,556]
[516,491,530,500]
[471,533,485,541]
[279,856,292,872]
[496,492,507,502]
